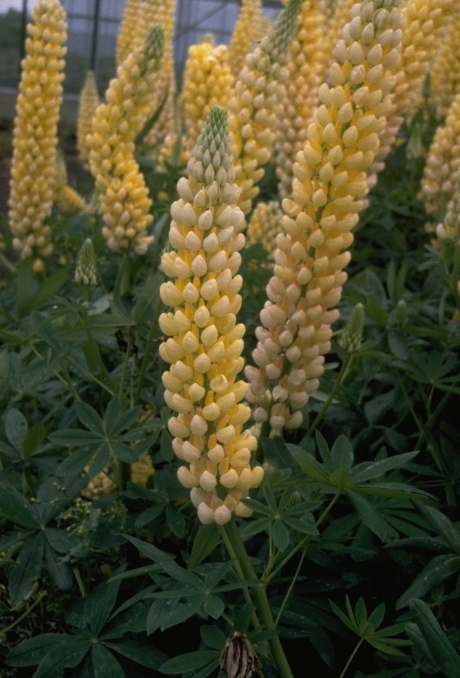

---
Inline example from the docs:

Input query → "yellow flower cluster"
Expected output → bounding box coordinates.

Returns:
[131,452,155,486]
[77,70,99,168]
[247,200,283,256]
[159,106,263,525]
[88,25,164,254]
[229,0,302,215]
[54,150,88,214]
[430,10,460,120]
[181,40,235,160]
[419,91,460,232]
[116,0,143,67]
[318,0,356,80]
[245,0,403,433]
[275,0,325,199]
[8,0,67,269]
[228,0,262,78]
[369,0,453,185]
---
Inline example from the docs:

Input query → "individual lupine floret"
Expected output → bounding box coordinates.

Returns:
[245,0,403,434]
[246,200,283,256]
[88,25,164,254]
[275,0,325,199]
[8,0,67,270]
[228,0,262,78]
[430,11,460,120]
[228,0,302,215]
[159,105,263,525]
[54,149,88,214]
[369,0,454,185]
[77,70,99,168]
[116,0,143,68]
[419,91,460,233]
[181,40,235,161]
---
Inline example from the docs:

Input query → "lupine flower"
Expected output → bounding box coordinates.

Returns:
[130,452,154,486]
[74,238,97,287]
[245,0,403,434]
[369,0,453,185]
[54,149,88,214]
[88,25,164,254]
[228,0,262,79]
[159,105,263,525]
[339,303,365,353]
[8,0,67,271]
[180,39,235,161]
[246,200,283,256]
[116,0,143,67]
[77,70,99,168]
[228,0,301,215]
[318,0,356,81]
[419,91,460,233]
[430,11,460,120]
[275,0,325,199]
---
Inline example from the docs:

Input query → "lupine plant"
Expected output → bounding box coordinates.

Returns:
[1,0,460,677]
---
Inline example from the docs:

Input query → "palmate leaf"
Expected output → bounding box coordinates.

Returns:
[9,531,45,606]
[160,650,219,675]
[101,640,167,669]
[84,574,124,636]
[6,634,66,667]
[33,639,90,678]
[0,485,40,529]
[189,523,222,569]
[91,643,125,678]
[396,554,460,609]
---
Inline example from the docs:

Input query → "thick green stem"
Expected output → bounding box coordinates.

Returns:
[224,519,294,678]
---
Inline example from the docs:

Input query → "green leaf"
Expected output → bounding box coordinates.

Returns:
[203,594,224,619]
[51,429,99,447]
[101,640,168,669]
[396,555,460,610]
[9,532,45,606]
[16,258,36,317]
[76,402,104,435]
[91,643,125,678]
[0,486,39,529]
[44,541,73,591]
[346,491,394,542]
[161,597,204,631]
[331,435,354,471]
[166,503,185,539]
[200,625,226,650]
[409,598,460,677]
[329,468,355,490]
[189,523,222,569]
[124,535,202,587]
[352,451,419,482]
[272,520,290,551]
[315,431,333,470]
[6,634,64,667]
[84,577,122,636]
[160,651,219,675]
[415,502,460,554]
[5,408,28,452]
[146,595,179,635]
[131,272,163,324]
[287,444,331,484]
[354,597,368,633]
[23,422,47,457]
[160,427,174,461]
[329,598,357,633]
[57,446,98,476]
[33,639,89,678]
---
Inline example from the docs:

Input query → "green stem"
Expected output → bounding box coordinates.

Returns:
[73,567,86,598]
[1,592,47,634]
[224,519,294,678]
[338,636,365,678]
[306,355,353,436]
[118,336,132,401]
[274,547,306,627]
[265,488,343,583]
[59,359,81,402]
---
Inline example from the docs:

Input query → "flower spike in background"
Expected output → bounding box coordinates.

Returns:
[159,105,263,525]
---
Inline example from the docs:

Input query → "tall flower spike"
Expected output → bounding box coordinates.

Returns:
[228,0,262,79]
[430,10,460,121]
[228,0,302,215]
[77,70,99,168]
[54,149,88,214]
[88,24,164,254]
[159,105,263,525]
[245,0,403,434]
[419,91,460,234]
[8,0,67,271]
[368,0,454,186]
[181,39,235,161]
[246,200,283,257]
[116,0,143,68]
[275,0,325,199]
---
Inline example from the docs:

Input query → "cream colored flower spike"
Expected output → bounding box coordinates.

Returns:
[245,0,404,435]
[8,0,67,272]
[228,0,262,79]
[159,105,263,526]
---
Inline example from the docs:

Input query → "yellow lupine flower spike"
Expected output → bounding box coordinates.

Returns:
[181,40,235,160]
[245,0,403,434]
[246,200,283,257]
[419,91,460,233]
[54,149,88,214]
[369,0,454,185]
[89,24,164,255]
[275,0,325,199]
[228,0,302,215]
[228,0,262,78]
[77,70,99,168]
[8,0,67,270]
[116,0,143,68]
[430,10,460,121]
[159,105,263,526]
